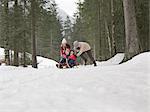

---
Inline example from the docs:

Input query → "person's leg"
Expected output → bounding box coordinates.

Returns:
[68,59,76,68]
[80,52,87,65]
[59,58,66,68]
[86,50,97,66]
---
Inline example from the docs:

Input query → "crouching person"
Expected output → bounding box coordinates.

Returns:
[73,41,97,66]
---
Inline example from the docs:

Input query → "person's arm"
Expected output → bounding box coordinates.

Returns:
[60,47,64,57]
[65,48,70,58]
[76,47,83,56]
[77,51,82,57]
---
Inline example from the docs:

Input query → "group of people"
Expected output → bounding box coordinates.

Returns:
[57,38,97,68]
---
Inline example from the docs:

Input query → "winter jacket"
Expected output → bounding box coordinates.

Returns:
[68,54,77,61]
[74,42,91,56]
[60,44,71,58]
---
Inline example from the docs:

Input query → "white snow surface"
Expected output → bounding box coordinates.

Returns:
[97,53,125,66]
[0,51,149,112]
[37,56,58,68]
[0,48,58,67]
[0,48,4,60]
[57,8,74,24]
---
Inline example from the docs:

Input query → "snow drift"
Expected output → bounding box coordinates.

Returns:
[97,53,125,66]
[37,56,58,68]
[0,48,58,67]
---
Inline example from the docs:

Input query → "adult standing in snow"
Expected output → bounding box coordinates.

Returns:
[73,41,97,66]
[57,38,71,68]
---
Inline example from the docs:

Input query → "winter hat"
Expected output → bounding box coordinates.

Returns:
[61,38,67,44]
[73,41,79,49]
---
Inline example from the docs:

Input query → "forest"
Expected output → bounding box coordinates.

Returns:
[0,0,149,68]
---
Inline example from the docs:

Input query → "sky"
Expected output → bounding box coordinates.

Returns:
[55,0,78,17]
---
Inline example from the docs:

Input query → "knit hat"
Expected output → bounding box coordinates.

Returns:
[61,38,67,44]
[73,41,79,49]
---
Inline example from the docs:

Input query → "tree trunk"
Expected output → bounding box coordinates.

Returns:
[10,50,13,65]
[4,0,10,65]
[123,0,139,59]
[23,39,27,67]
[31,0,37,68]
[13,0,19,66]
[93,44,96,60]
[23,0,27,67]
[149,2,150,51]
[105,20,112,57]
[98,0,101,60]
[111,0,117,55]
[13,41,19,66]
[50,29,53,57]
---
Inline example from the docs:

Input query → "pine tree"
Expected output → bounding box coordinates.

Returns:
[63,16,72,44]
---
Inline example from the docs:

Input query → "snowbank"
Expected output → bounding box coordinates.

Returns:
[37,56,58,68]
[97,53,125,66]
[0,48,58,68]
[123,52,150,66]
[0,48,4,60]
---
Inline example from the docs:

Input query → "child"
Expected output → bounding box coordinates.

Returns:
[67,50,77,68]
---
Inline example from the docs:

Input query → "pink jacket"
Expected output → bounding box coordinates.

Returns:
[60,44,71,58]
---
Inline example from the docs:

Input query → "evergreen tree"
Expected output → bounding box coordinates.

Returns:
[63,16,72,44]
[72,0,149,61]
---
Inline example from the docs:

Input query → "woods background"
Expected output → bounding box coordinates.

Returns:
[0,0,149,68]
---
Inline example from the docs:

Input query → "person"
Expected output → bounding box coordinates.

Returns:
[67,50,77,68]
[57,38,71,68]
[73,41,97,66]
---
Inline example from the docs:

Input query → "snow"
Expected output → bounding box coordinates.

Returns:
[57,8,75,24]
[0,48,4,60]
[0,48,58,67]
[97,53,125,66]
[0,51,149,112]
[37,56,58,68]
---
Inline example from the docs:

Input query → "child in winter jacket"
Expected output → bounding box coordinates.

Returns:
[67,50,77,68]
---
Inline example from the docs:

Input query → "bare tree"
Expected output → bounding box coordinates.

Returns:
[105,20,111,57]
[4,0,10,65]
[13,0,19,66]
[123,0,140,59]
[31,0,37,68]
[111,0,117,55]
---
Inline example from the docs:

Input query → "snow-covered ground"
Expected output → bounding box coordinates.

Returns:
[0,48,4,61]
[37,56,58,68]
[0,49,149,112]
[97,53,125,66]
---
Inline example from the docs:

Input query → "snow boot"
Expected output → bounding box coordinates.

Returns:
[56,64,63,68]
[93,61,97,66]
